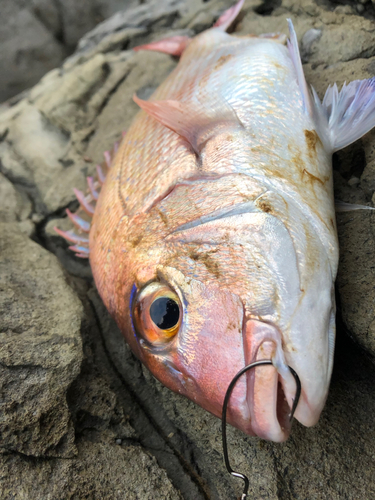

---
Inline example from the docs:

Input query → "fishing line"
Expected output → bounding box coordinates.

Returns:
[221,360,302,499]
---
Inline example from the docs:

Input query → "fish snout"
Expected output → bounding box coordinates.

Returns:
[240,320,298,442]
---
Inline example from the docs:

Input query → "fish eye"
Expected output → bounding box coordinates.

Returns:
[133,282,182,345]
[149,297,180,329]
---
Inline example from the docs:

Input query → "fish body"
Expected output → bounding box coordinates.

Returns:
[59,3,375,442]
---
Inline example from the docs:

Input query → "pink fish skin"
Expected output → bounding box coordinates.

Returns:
[59,1,375,441]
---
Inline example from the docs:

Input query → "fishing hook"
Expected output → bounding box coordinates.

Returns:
[221,360,302,500]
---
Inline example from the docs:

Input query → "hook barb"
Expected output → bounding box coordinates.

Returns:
[221,360,301,499]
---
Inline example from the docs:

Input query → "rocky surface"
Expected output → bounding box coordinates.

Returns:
[0,0,137,102]
[1,0,375,498]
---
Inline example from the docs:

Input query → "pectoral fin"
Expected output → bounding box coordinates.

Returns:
[287,19,314,116]
[133,94,243,154]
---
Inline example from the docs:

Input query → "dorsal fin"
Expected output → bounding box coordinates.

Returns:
[133,94,243,154]
[54,141,122,258]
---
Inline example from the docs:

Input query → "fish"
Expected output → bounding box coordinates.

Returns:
[56,0,375,442]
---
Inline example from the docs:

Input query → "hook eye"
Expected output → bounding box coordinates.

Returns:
[221,360,301,499]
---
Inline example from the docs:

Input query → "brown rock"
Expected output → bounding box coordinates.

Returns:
[0,223,83,457]
[0,431,182,499]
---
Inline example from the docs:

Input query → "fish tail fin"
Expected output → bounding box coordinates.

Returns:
[133,0,244,56]
[54,139,123,258]
[319,78,375,152]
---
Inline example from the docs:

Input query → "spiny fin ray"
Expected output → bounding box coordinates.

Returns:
[54,228,89,245]
[54,138,124,258]
[66,209,91,232]
[74,188,95,216]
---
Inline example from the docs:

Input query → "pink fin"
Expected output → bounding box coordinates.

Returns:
[74,188,95,216]
[132,0,245,57]
[69,245,90,258]
[87,176,99,200]
[133,36,191,57]
[54,227,89,245]
[96,165,106,185]
[54,135,123,257]
[103,151,112,169]
[66,209,91,233]
[133,94,242,154]
[213,0,245,31]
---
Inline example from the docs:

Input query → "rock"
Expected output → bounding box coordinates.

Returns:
[0,2,67,102]
[0,0,139,102]
[1,0,375,498]
[0,172,32,228]
[0,432,182,500]
[57,0,138,50]
[0,223,83,457]
[303,56,375,359]
[300,28,322,62]
[31,0,62,39]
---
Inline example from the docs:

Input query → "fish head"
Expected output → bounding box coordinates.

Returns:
[95,181,336,442]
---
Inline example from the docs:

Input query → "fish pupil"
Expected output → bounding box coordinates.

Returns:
[150,297,179,330]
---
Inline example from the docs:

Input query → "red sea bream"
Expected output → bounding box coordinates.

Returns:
[56,0,375,442]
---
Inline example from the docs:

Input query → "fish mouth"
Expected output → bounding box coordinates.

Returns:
[161,319,298,442]
[244,341,292,441]
[241,320,297,442]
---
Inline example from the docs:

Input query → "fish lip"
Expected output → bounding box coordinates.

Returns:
[242,320,294,441]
